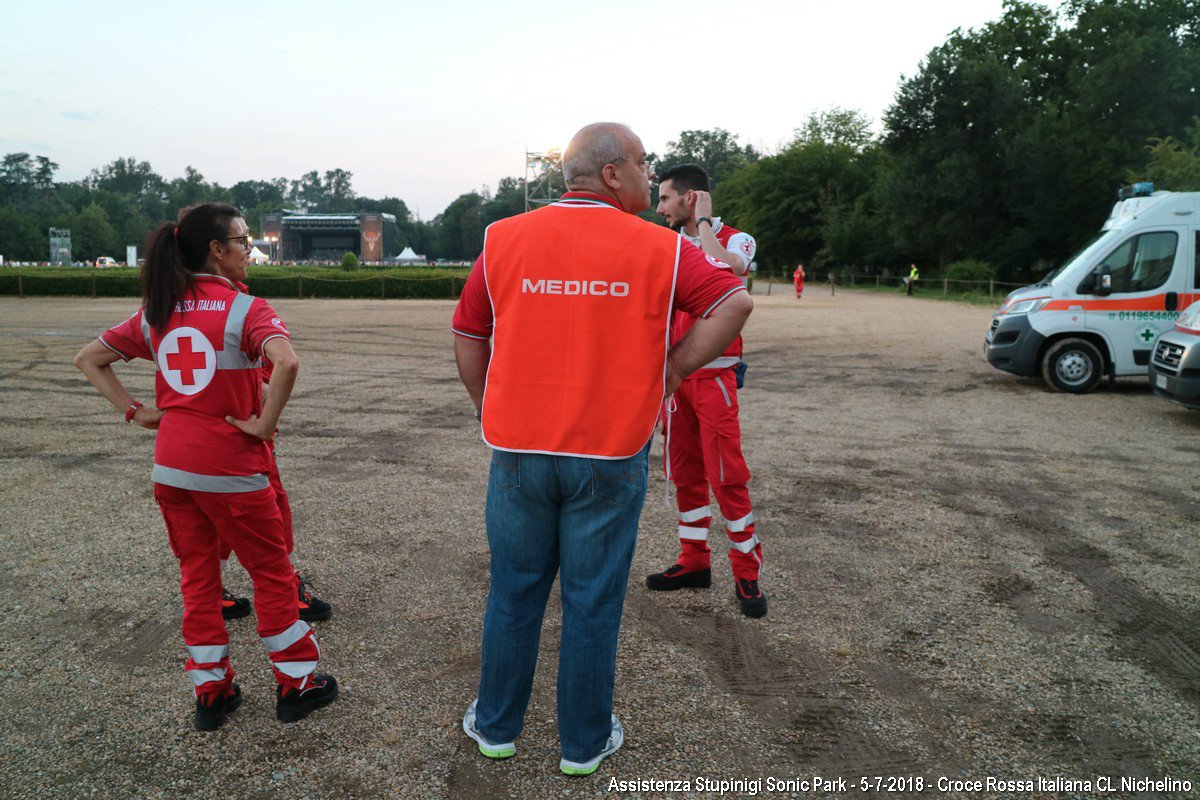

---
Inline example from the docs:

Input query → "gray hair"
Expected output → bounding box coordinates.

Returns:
[562,123,634,183]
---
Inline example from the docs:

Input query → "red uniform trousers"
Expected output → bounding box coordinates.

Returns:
[665,368,762,580]
[155,483,320,697]
[218,441,294,562]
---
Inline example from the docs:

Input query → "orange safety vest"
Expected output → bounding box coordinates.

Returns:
[482,198,681,458]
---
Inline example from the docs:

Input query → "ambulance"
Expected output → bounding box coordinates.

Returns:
[984,184,1200,393]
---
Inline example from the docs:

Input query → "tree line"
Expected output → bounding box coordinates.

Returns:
[2,0,1198,285]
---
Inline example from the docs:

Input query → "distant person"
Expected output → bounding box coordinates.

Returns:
[452,123,751,775]
[650,163,767,618]
[907,263,919,295]
[73,203,337,731]
[793,264,806,298]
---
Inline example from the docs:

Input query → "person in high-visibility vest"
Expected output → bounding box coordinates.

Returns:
[793,264,805,298]
[453,123,752,776]
[73,203,337,731]
[907,263,920,295]
[650,163,766,618]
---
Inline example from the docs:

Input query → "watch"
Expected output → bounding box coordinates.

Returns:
[697,217,713,228]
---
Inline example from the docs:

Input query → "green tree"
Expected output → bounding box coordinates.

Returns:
[434,192,485,259]
[1136,137,1200,190]
[657,129,759,189]
[72,203,119,260]
[0,206,45,260]
[718,110,880,273]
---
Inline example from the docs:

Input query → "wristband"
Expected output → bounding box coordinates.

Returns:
[125,401,143,423]
[697,217,713,228]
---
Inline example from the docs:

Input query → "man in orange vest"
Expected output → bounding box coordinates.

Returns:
[452,122,752,777]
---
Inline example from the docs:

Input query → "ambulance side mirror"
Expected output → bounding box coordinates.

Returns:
[1091,265,1113,296]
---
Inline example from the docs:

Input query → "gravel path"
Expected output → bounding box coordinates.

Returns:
[1,289,1197,799]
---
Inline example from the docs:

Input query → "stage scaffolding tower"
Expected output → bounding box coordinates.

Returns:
[524,149,563,212]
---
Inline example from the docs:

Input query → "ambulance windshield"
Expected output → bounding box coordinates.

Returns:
[1034,231,1115,287]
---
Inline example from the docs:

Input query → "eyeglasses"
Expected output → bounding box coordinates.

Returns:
[613,155,653,175]
[222,235,252,251]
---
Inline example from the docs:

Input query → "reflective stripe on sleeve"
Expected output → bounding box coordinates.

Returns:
[218,293,259,370]
[187,644,229,664]
[726,512,755,533]
[188,667,228,686]
[140,315,156,363]
[679,524,709,541]
[677,506,711,523]
[701,286,747,318]
[98,336,132,361]
[701,356,740,370]
[261,620,312,653]
[728,534,760,553]
[151,465,269,493]
[453,327,490,340]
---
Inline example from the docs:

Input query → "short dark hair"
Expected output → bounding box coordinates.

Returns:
[657,163,710,193]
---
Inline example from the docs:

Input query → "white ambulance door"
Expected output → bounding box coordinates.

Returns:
[1084,227,1187,375]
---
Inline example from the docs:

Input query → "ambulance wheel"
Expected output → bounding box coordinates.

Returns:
[1041,338,1104,394]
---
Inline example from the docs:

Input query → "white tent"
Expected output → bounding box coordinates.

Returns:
[393,246,425,264]
[248,246,270,264]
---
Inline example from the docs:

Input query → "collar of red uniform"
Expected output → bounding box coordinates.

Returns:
[557,191,624,211]
[193,273,239,291]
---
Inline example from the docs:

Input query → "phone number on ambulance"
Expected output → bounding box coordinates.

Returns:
[1113,311,1179,321]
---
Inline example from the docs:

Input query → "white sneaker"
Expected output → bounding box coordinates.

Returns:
[559,714,623,776]
[462,699,516,759]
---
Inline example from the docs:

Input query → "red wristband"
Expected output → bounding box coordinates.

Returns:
[125,402,142,423]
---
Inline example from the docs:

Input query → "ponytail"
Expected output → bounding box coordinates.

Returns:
[140,203,242,331]
[142,222,191,331]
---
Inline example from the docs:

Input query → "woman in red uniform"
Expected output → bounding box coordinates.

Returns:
[74,203,337,730]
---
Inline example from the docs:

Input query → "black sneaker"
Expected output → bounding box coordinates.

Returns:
[646,564,712,591]
[735,579,768,618]
[276,674,338,723]
[297,574,332,622]
[194,683,242,731]
[221,588,252,620]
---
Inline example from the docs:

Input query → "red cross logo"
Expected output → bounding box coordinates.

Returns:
[165,337,208,385]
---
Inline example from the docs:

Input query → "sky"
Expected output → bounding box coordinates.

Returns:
[0,0,1067,218]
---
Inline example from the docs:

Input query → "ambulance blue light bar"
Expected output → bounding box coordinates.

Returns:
[1117,182,1155,200]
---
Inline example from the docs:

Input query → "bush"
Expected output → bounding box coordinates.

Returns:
[944,259,995,283]
[341,252,360,271]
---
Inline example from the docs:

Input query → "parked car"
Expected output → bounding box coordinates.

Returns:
[94,256,119,268]
[1147,300,1200,409]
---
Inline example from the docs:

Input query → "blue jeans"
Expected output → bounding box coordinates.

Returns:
[475,439,651,763]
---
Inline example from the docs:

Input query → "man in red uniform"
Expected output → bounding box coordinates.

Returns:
[217,319,331,624]
[649,163,766,618]
[794,264,805,298]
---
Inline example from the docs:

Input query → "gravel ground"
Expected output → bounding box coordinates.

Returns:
[1,288,1198,800]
